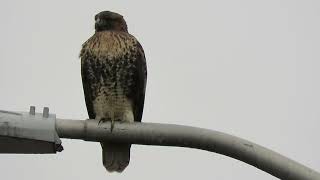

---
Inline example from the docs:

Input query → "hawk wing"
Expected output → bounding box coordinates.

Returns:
[81,55,96,120]
[130,42,147,122]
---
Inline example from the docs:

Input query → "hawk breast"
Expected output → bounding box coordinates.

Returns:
[80,31,147,123]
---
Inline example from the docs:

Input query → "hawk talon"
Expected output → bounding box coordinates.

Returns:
[98,118,106,125]
[110,120,115,132]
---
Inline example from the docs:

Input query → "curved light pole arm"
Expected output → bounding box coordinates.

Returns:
[56,119,320,180]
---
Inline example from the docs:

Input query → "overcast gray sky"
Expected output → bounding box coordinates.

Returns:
[0,0,319,179]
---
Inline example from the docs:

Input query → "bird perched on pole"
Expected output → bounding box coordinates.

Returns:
[80,11,147,172]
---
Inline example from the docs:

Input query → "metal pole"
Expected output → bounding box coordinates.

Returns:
[56,119,320,180]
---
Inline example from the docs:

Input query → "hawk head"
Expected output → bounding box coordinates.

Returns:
[95,11,128,32]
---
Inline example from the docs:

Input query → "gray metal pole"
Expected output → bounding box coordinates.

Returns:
[56,119,320,180]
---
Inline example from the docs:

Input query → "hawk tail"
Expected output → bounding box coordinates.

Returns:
[101,142,131,172]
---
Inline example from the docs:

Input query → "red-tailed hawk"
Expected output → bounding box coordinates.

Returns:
[80,11,147,172]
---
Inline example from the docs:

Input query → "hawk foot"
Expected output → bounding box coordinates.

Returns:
[97,118,116,132]
[98,118,109,125]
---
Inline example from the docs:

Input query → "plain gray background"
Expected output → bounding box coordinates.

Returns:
[0,0,319,179]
